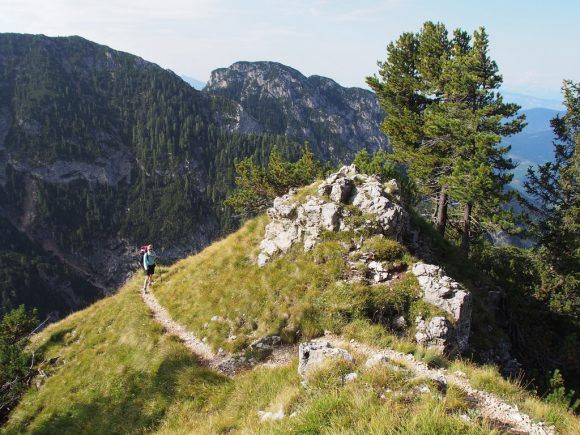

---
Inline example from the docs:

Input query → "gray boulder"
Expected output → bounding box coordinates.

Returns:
[298,341,354,380]
[364,353,391,369]
[257,165,407,265]
[415,316,456,354]
[412,263,472,353]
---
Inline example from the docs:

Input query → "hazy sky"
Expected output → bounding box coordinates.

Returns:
[1,0,578,99]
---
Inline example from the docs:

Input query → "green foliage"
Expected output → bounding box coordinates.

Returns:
[473,243,580,401]
[0,216,101,317]
[0,306,38,423]
[360,236,406,262]
[546,370,580,413]
[368,22,524,254]
[522,80,579,287]
[224,144,323,217]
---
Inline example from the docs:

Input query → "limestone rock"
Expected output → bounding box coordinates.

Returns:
[250,335,282,350]
[258,408,285,422]
[342,372,358,383]
[412,263,472,353]
[391,315,407,331]
[298,341,354,380]
[368,261,390,283]
[258,165,407,265]
[415,316,456,354]
[364,354,391,369]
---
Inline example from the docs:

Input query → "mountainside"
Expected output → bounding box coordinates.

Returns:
[204,61,389,161]
[502,92,564,111]
[506,108,563,190]
[206,62,563,193]
[0,36,395,319]
[0,33,305,317]
[4,168,578,433]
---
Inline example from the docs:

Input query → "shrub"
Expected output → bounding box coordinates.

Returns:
[360,236,405,262]
[0,305,38,423]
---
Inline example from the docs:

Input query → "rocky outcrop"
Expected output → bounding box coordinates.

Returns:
[298,341,353,381]
[412,263,472,353]
[205,61,389,162]
[415,316,456,354]
[258,165,407,266]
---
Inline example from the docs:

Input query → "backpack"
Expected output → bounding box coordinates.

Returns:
[138,245,147,268]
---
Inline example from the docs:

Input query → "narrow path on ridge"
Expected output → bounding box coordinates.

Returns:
[140,285,295,376]
[140,286,555,434]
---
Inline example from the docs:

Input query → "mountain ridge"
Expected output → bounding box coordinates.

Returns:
[0,34,388,318]
[3,170,577,433]
[204,60,389,161]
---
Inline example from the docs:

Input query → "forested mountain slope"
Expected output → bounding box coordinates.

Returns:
[0,33,305,316]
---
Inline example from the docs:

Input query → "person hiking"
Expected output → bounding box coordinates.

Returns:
[143,244,157,291]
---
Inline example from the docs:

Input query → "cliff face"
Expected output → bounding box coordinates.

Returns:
[205,61,388,162]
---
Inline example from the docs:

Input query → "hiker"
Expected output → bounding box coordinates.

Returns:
[143,244,157,291]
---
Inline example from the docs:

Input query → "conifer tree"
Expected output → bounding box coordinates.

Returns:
[370,23,524,254]
[523,80,579,276]
[368,22,451,234]
[224,144,323,217]
[428,27,525,256]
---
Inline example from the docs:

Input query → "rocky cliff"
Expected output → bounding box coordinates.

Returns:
[257,165,472,355]
[204,61,388,162]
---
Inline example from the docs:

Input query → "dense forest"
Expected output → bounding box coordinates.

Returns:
[0,34,313,316]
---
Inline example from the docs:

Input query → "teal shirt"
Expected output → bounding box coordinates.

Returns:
[143,252,156,268]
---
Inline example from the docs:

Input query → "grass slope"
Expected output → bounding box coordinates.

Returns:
[3,213,579,433]
[3,275,490,434]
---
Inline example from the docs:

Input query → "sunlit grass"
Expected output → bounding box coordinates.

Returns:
[4,198,579,433]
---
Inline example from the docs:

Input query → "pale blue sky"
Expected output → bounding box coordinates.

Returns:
[1,0,578,99]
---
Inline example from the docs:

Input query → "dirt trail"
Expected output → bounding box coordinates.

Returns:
[141,287,555,434]
[322,336,555,435]
[140,286,294,376]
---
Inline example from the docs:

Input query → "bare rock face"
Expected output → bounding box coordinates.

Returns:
[257,165,407,266]
[412,263,472,353]
[415,316,456,354]
[298,341,354,381]
[205,61,388,163]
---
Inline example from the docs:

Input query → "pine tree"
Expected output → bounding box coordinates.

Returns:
[368,22,451,234]
[224,145,323,218]
[429,27,525,256]
[370,23,524,254]
[522,80,579,304]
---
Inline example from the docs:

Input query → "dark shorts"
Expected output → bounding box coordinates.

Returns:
[146,265,156,276]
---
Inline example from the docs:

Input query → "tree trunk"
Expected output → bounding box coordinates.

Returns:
[435,187,448,236]
[460,202,472,258]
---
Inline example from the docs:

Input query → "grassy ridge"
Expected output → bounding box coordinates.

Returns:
[3,275,493,434]
[153,215,438,354]
[3,214,579,433]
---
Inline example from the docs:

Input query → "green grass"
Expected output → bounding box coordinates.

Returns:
[4,200,579,433]
[449,360,580,434]
[2,275,497,434]
[152,215,429,353]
